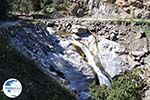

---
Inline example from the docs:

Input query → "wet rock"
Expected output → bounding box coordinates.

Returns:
[78,91,90,100]
[72,34,81,39]
[46,27,56,34]
[72,25,82,33]
[73,41,111,85]
[70,33,130,86]
[47,21,56,27]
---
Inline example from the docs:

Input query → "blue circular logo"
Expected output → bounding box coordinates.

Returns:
[3,78,22,98]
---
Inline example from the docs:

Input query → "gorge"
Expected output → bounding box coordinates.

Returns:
[0,19,150,100]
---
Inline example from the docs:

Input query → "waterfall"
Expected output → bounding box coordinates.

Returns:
[71,40,111,86]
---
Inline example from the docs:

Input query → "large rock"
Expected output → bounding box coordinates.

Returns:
[77,8,85,17]
[145,55,150,65]
[115,0,128,7]
[73,34,130,79]
[71,25,90,37]
[97,38,130,77]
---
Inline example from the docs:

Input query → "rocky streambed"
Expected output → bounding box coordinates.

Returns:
[0,20,150,100]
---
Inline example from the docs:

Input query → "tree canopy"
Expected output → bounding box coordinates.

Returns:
[90,69,146,100]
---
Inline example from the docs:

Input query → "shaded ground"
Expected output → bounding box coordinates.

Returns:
[0,38,76,100]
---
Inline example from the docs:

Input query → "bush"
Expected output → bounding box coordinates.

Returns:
[31,0,41,11]
[90,69,146,100]
[11,0,34,14]
[0,0,10,18]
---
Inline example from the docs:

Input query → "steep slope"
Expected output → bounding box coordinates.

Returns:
[0,19,150,100]
[0,38,76,100]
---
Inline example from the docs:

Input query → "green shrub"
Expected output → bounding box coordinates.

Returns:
[90,69,146,100]
[31,0,41,11]
[11,0,32,14]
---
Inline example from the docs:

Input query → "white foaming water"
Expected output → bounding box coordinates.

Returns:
[72,40,111,86]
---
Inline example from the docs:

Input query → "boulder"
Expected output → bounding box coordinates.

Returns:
[78,91,90,100]
[71,25,90,36]
[109,32,118,41]
[115,0,128,7]
[127,33,148,52]
[88,25,96,32]
[131,51,145,57]
[144,55,150,65]
[144,89,150,100]
[46,21,55,27]
[77,8,85,17]
[128,55,141,68]
[134,9,144,18]
[70,3,84,17]
[135,30,146,39]
[46,27,56,34]
[97,38,130,77]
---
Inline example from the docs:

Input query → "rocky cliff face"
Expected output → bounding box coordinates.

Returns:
[0,20,150,100]
[69,0,150,18]
[0,36,76,100]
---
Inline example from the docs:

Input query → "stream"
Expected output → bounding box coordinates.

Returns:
[1,24,130,100]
